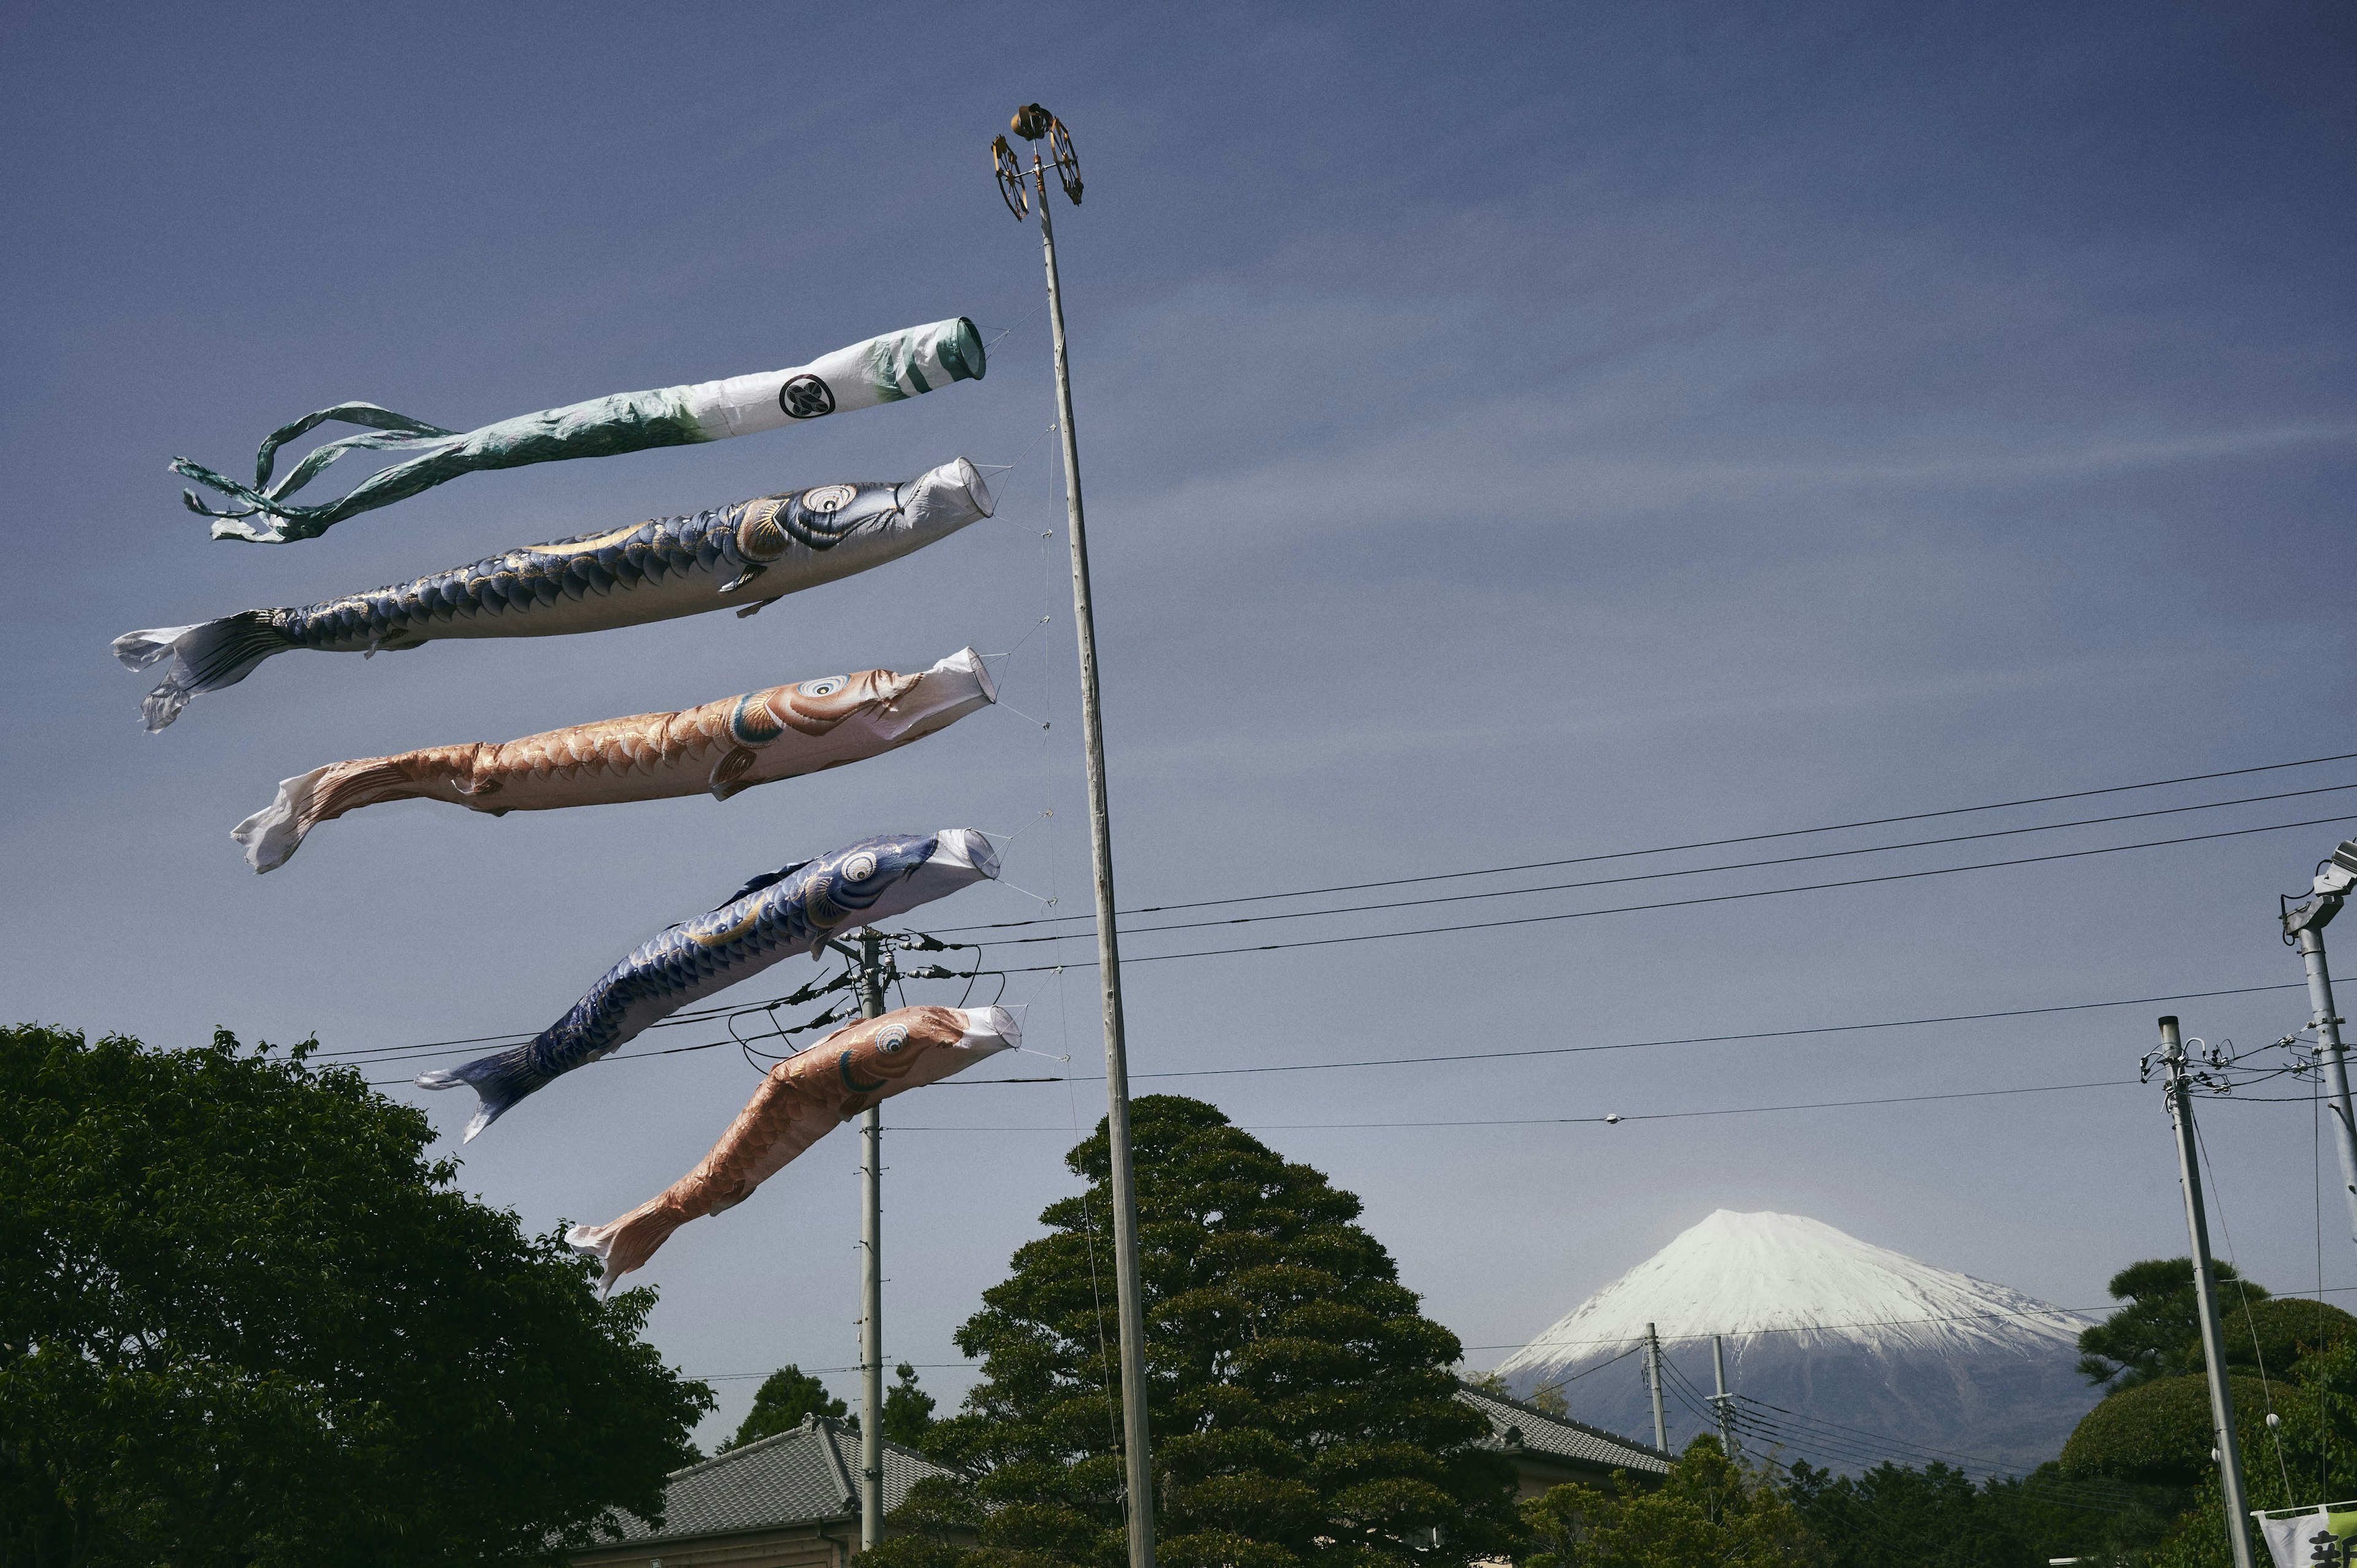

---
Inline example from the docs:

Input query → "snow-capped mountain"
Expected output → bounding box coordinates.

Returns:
[1495,1210,2100,1474]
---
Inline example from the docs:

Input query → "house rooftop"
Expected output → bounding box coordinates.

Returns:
[592,1414,956,1549]
[1455,1382,1673,1478]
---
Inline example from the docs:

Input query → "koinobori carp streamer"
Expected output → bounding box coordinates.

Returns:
[415,829,997,1141]
[114,458,993,732]
[566,1005,1019,1289]
[173,317,986,543]
[231,649,996,873]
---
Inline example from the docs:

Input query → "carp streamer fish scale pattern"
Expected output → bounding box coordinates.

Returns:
[114,458,994,730]
[415,829,999,1141]
[231,649,997,872]
[566,1005,1020,1289]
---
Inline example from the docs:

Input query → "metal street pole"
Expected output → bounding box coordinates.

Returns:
[994,106,1156,1568]
[2282,847,2357,1257]
[2157,1015,2256,1568]
[1712,1334,1735,1458]
[1644,1323,1668,1453]
[855,929,888,1551]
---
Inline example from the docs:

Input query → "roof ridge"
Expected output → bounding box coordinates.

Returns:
[664,1423,815,1479]
[1454,1379,1669,1459]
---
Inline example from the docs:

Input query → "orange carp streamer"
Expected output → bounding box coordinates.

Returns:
[566,1005,1018,1289]
[233,648,992,871]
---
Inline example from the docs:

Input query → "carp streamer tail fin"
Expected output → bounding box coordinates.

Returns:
[416,1047,543,1143]
[171,402,462,543]
[232,759,419,873]
[566,1201,689,1295]
[112,611,296,732]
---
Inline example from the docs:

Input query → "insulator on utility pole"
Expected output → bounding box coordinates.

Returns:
[993,104,1153,1568]
[2157,1015,2257,1568]
[1713,1334,1735,1458]
[2282,840,2357,1259]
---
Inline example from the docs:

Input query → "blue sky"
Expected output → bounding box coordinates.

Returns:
[5,1,2355,1452]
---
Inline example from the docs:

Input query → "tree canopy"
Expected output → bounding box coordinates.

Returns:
[727,1364,850,1451]
[869,1094,1521,1568]
[0,1024,711,1567]
[2076,1257,2282,1390]
[1524,1436,1818,1568]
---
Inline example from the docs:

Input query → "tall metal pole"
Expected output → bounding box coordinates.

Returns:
[1712,1334,1735,1458]
[1006,107,1156,1568]
[2158,1015,2256,1568]
[1644,1323,1668,1453]
[856,930,888,1551]
[2294,926,2357,1251]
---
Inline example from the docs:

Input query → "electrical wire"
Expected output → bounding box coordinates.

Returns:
[956,781,2357,944]
[931,749,2357,933]
[878,1076,2140,1132]
[981,810,2357,971]
[357,976,2304,1087]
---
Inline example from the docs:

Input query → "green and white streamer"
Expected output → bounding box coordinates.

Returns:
[173,317,986,543]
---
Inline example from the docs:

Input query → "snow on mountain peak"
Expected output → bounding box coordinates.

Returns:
[1496,1210,2089,1377]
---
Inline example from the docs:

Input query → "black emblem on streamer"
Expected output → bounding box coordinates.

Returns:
[778,374,835,420]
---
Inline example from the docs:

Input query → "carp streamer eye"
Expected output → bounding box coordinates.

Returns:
[802,484,857,513]
[797,676,847,697]
[877,1024,910,1054]
[842,851,880,883]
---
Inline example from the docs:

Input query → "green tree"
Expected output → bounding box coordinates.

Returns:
[2077,1258,2266,1390]
[727,1364,850,1450]
[868,1095,1522,1568]
[0,1024,711,1567]
[887,1362,939,1448]
[1523,1435,1821,1568]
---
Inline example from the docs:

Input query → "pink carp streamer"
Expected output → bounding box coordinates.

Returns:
[233,649,993,872]
[567,1005,1018,1289]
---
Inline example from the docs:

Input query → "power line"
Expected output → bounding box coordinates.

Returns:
[879,1075,2142,1133]
[983,809,2357,971]
[357,978,2305,1086]
[931,749,2357,933]
[958,779,2357,943]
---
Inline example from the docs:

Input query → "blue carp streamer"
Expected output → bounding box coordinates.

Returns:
[115,458,993,730]
[174,317,985,543]
[416,829,998,1141]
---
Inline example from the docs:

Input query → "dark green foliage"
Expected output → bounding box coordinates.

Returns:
[727,1364,849,1451]
[1523,1436,1820,1568]
[2063,1374,2310,1487]
[865,1095,1522,1568]
[2077,1257,2266,1390]
[0,1024,711,1567]
[1783,1456,2190,1568]
[887,1362,940,1448]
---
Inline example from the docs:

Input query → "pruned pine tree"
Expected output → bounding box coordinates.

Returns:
[726,1364,848,1451]
[868,1095,1520,1568]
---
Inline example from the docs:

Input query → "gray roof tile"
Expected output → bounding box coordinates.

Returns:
[597,1416,959,1546]
[1456,1383,1672,1477]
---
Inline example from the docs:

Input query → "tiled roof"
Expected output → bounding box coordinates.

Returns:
[597,1415,959,1546]
[1456,1383,1672,1477]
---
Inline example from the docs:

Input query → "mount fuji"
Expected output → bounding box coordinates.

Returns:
[1493,1210,2102,1474]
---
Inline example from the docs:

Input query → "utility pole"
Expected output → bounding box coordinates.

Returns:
[1712,1334,1735,1458]
[2281,840,2357,1258]
[854,929,888,1551]
[2156,1015,2256,1568]
[1644,1323,1668,1453]
[993,106,1156,1568]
